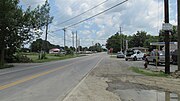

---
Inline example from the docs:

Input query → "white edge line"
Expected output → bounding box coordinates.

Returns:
[62,57,104,101]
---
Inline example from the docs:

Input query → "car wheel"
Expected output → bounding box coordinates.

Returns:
[133,57,137,61]
[125,58,128,61]
[172,60,176,65]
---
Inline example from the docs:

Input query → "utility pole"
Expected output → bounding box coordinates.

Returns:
[164,0,170,74]
[78,39,81,52]
[72,31,74,48]
[44,19,49,53]
[119,26,123,51]
[126,40,128,50]
[119,26,122,34]
[63,28,66,49]
[92,41,94,52]
[177,0,180,70]
[76,31,78,53]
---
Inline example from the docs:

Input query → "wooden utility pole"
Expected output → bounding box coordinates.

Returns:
[119,26,123,51]
[164,0,170,74]
[178,0,180,70]
[63,28,66,49]
[72,31,74,48]
[76,31,78,53]
[45,19,49,53]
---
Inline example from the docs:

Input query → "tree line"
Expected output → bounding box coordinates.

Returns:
[0,0,53,67]
[106,26,177,53]
[30,38,104,53]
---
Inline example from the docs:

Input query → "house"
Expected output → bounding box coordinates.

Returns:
[49,48,60,54]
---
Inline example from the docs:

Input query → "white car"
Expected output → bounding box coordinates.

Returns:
[125,50,144,61]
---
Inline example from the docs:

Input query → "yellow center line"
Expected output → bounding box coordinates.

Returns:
[0,56,102,91]
[0,66,66,91]
[0,61,76,91]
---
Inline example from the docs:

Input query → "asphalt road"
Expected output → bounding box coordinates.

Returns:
[0,53,104,101]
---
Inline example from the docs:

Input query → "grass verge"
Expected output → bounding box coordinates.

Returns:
[110,56,117,58]
[0,65,14,69]
[27,54,86,63]
[129,67,169,77]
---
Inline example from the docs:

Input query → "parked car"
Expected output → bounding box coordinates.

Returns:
[125,50,144,61]
[171,50,178,64]
[146,50,165,65]
[117,51,125,58]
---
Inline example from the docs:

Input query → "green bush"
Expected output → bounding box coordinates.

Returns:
[15,53,33,63]
[65,49,74,55]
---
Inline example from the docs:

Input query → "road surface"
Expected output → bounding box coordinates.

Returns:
[0,53,104,101]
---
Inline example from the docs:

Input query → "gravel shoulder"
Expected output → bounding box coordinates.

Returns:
[63,54,180,101]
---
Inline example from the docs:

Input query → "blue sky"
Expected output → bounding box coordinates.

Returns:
[20,0,177,47]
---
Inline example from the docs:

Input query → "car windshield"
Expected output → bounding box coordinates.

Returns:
[126,50,134,55]
[158,51,165,56]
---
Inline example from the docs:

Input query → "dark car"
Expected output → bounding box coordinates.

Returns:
[171,50,178,64]
[117,52,125,58]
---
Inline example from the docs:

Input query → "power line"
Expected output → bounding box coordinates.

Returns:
[53,0,128,32]
[54,0,109,26]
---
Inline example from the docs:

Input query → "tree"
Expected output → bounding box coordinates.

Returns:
[83,47,88,51]
[0,0,53,66]
[30,38,60,52]
[0,0,36,66]
[128,31,147,48]
[106,32,127,53]
[159,26,177,42]
[106,31,159,53]
[35,0,53,52]
[30,39,44,52]
[94,43,102,52]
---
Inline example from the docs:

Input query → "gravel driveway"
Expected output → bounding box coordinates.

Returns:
[63,54,180,101]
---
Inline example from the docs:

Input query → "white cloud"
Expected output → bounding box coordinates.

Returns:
[21,0,177,47]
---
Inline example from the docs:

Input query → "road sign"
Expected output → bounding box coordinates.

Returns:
[162,23,173,31]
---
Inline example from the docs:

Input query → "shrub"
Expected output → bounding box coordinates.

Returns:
[14,53,33,63]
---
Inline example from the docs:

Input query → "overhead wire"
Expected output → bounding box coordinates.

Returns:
[54,0,109,26]
[53,0,128,32]
[50,0,82,22]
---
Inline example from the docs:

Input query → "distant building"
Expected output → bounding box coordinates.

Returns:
[150,42,177,51]
[49,48,60,54]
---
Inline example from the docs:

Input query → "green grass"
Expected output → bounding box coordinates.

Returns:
[129,67,169,77]
[110,56,117,58]
[26,53,84,63]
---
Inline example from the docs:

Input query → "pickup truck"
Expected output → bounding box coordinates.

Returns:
[125,50,144,61]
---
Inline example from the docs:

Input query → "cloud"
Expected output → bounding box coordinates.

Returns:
[21,0,177,47]
[21,0,46,8]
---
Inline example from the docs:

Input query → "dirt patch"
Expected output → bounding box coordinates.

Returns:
[63,55,180,101]
[90,57,180,101]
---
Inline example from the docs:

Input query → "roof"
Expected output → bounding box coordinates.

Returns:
[150,42,177,46]
[50,48,60,51]
[129,47,148,50]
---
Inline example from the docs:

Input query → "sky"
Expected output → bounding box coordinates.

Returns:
[20,0,178,48]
